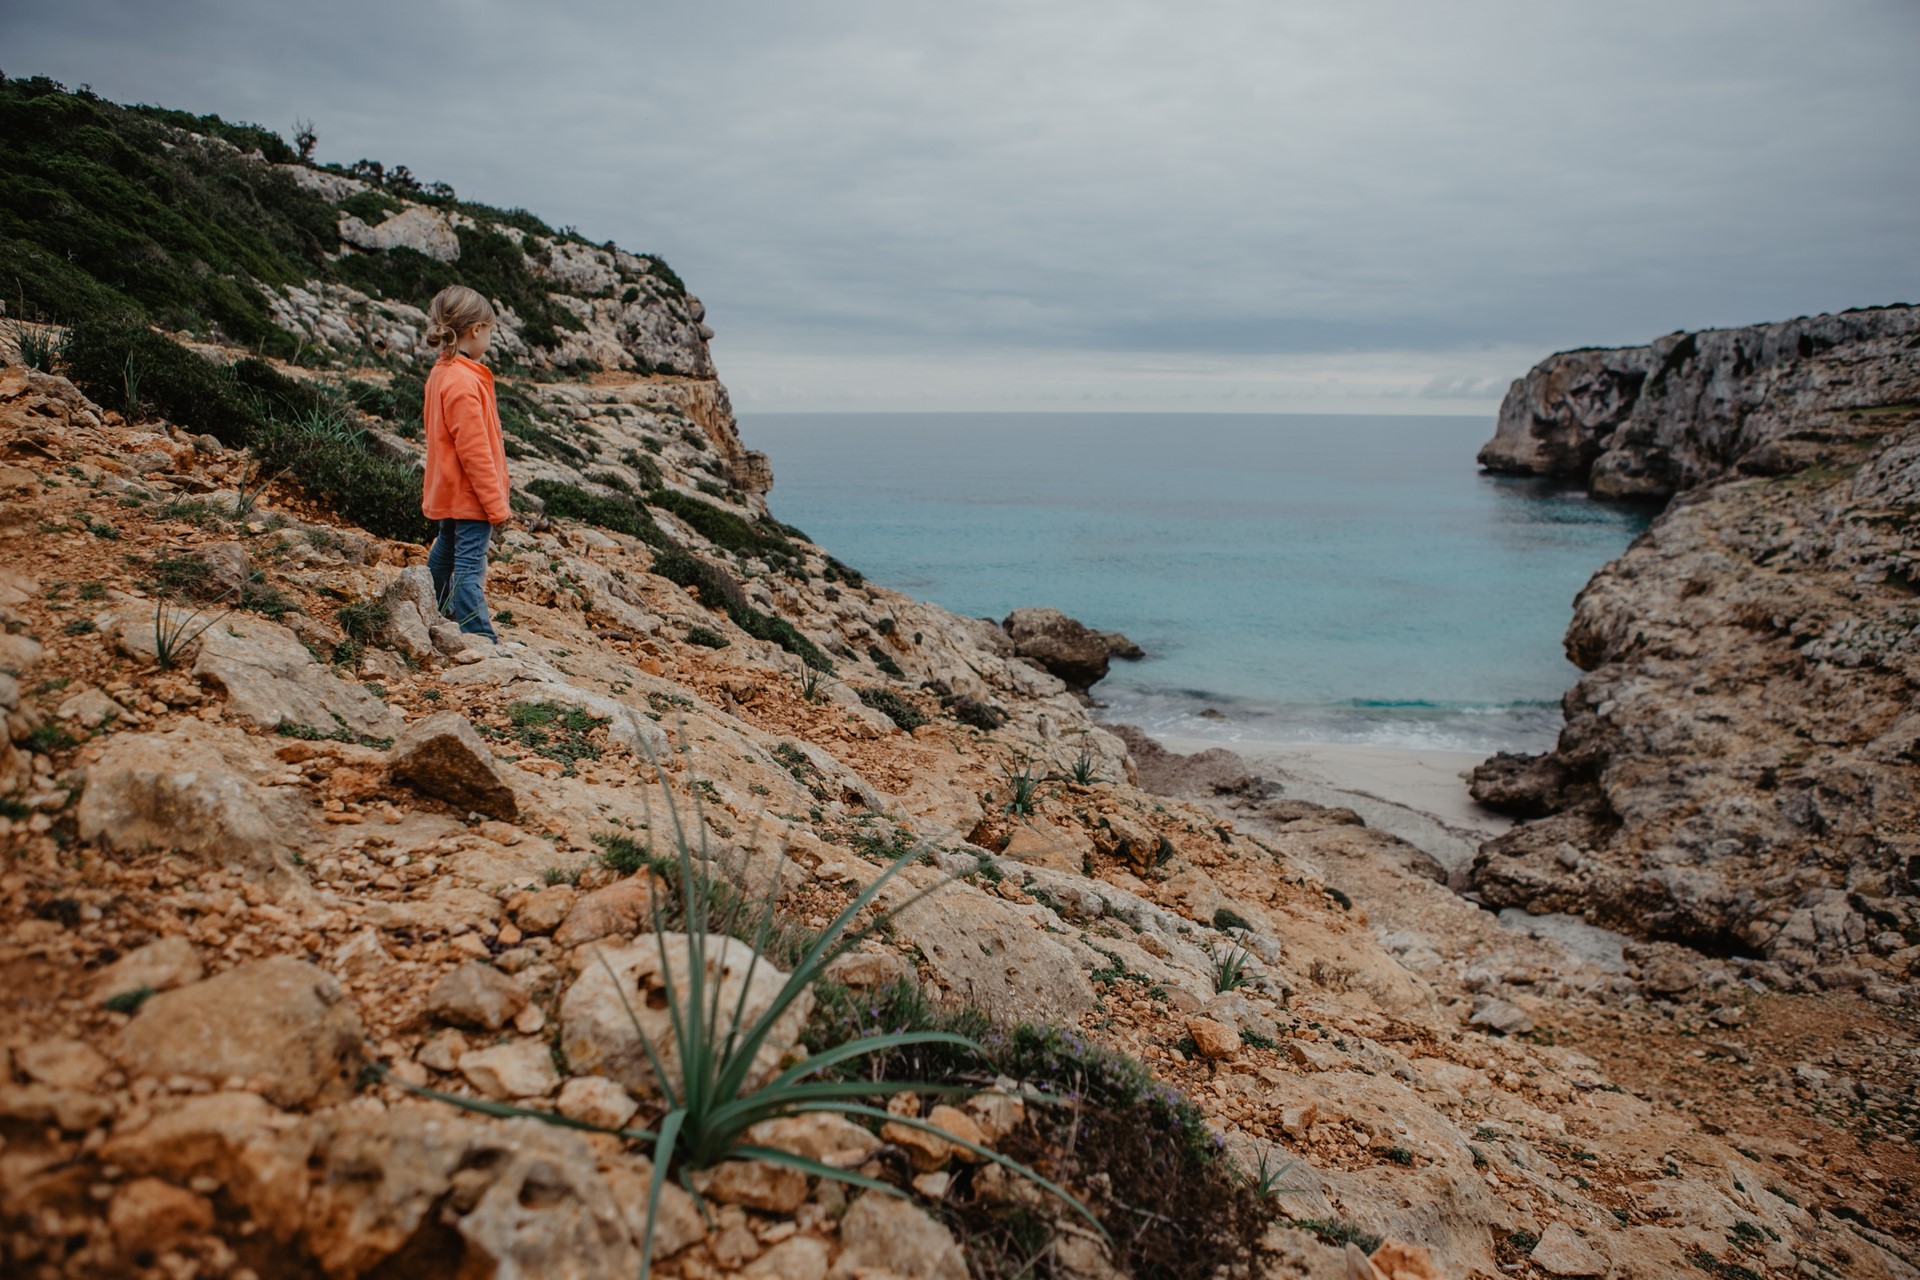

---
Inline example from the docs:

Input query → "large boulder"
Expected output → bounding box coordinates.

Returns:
[559,934,810,1100]
[1000,607,1142,696]
[115,957,365,1108]
[192,614,400,739]
[835,1192,969,1280]
[377,565,443,661]
[295,1105,642,1279]
[76,724,310,890]
[878,875,1097,1022]
[388,711,519,817]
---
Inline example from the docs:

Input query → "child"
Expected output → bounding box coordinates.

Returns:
[421,285,511,643]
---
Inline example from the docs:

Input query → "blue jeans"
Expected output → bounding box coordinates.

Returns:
[427,519,498,642]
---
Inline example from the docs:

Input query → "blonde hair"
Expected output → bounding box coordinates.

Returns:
[423,285,496,361]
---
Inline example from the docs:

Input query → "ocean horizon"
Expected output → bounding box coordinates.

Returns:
[745,410,1654,755]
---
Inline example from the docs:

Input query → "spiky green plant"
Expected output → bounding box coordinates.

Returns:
[385,745,1104,1276]
[1001,758,1045,817]
[1211,943,1253,993]
[152,595,227,669]
[228,454,281,524]
[12,324,59,373]
[798,664,824,703]
[1066,746,1105,787]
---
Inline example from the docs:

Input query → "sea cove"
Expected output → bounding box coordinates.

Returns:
[749,410,1652,753]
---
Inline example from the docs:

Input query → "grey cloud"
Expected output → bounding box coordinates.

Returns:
[8,0,1918,408]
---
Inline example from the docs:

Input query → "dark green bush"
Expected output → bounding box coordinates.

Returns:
[685,625,730,649]
[647,486,797,560]
[525,479,669,548]
[650,549,832,672]
[253,410,431,543]
[63,317,260,444]
[866,643,905,678]
[858,686,927,731]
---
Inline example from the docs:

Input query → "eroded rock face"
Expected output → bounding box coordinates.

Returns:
[75,724,311,890]
[1001,607,1143,696]
[1477,304,1920,500]
[388,711,519,817]
[558,934,811,1100]
[1471,324,1920,986]
[192,614,400,739]
[116,958,365,1108]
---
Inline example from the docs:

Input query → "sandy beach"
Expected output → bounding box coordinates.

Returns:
[1152,734,1515,872]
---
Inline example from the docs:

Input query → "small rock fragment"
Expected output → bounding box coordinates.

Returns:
[425,961,528,1031]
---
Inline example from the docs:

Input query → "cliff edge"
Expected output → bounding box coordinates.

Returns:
[1471,309,1920,992]
[1477,304,1920,500]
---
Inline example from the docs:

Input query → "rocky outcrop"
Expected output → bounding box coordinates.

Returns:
[1001,606,1144,696]
[1471,315,1920,991]
[1478,304,1920,499]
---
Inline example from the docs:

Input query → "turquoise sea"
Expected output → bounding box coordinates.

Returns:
[744,412,1653,754]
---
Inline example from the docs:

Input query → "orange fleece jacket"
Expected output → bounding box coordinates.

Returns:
[421,353,511,523]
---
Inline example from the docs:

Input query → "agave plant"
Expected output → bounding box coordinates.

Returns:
[1211,942,1253,993]
[389,741,1105,1276]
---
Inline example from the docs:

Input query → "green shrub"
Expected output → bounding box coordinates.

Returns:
[64,318,260,444]
[947,695,1007,732]
[526,479,669,548]
[866,643,904,678]
[646,486,797,560]
[1213,907,1253,933]
[859,686,927,732]
[253,408,431,543]
[336,599,390,643]
[650,548,832,672]
[685,625,730,649]
[12,325,60,372]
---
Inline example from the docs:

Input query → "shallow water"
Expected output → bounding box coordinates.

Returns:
[744,411,1652,754]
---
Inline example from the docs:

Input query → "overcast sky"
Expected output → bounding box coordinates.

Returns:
[10,1,1919,412]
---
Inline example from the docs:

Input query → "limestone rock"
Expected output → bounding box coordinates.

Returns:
[1529,1222,1606,1276]
[878,876,1096,1023]
[1469,314,1920,974]
[296,1106,641,1279]
[691,1158,809,1213]
[378,565,443,660]
[1185,1016,1242,1060]
[58,684,126,729]
[458,1040,561,1100]
[602,1155,707,1259]
[1477,305,1920,497]
[1000,607,1142,695]
[558,933,811,1100]
[556,1075,639,1129]
[16,1037,113,1091]
[76,725,309,889]
[388,710,519,817]
[91,936,204,1002]
[192,613,399,738]
[116,957,365,1108]
[746,1236,829,1280]
[1468,994,1534,1036]
[108,1177,215,1255]
[835,1191,969,1280]
[553,876,657,947]
[338,205,461,262]
[426,961,529,1031]
[333,928,390,980]
[744,1112,878,1163]
[510,884,578,935]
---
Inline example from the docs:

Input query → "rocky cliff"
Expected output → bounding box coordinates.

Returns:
[0,82,1913,1280]
[1477,305,1920,499]
[1470,309,1920,993]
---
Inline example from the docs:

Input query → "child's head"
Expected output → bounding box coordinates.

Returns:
[424,285,496,362]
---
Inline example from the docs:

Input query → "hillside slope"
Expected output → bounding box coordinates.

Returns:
[0,81,1912,1280]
